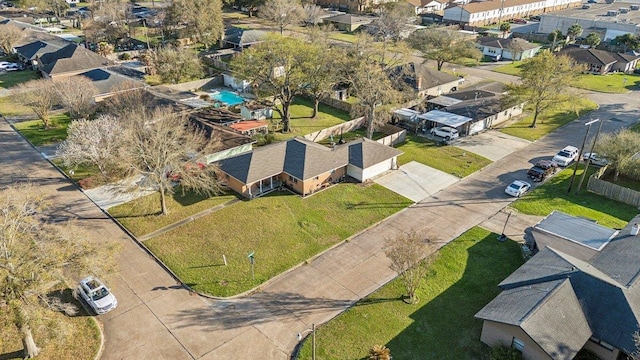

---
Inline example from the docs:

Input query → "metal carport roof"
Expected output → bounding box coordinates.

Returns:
[417,110,472,128]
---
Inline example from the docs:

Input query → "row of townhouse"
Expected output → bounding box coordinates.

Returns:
[444,0,582,26]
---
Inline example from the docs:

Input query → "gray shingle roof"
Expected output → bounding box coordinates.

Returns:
[76,68,145,96]
[479,214,640,354]
[557,46,618,66]
[533,210,618,251]
[324,14,372,25]
[476,36,541,51]
[39,44,113,76]
[223,27,267,47]
[14,39,68,60]
[348,138,402,169]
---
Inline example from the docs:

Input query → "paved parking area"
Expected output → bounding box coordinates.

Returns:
[455,130,532,162]
[374,161,460,202]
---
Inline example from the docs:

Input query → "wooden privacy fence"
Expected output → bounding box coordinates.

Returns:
[303,117,366,142]
[587,167,640,207]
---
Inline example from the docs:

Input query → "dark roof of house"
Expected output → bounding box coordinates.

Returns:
[388,62,460,92]
[219,136,402,184]
[533,211,618,251]
[324,14,372,25]
[194,121,254,152]
[557,46,618,66]
[39,44,113,76]
[75,68,146,96]
[442,89,495,101]
[189,107,243,126]
[611,52,640,64]
[476,36,541,51]
[477,214,640,354]
[14,38,68,60]
[223,27,267,47]
[445,96,505,121]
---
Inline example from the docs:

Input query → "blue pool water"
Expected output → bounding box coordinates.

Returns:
[209,91,245,106]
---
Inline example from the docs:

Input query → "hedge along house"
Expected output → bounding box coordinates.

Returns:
[218,137,403,199]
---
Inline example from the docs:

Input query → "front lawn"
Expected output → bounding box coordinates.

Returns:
[329,32,358,43]
[499,98,598,141]
[298,227,523,359]
[0,96,33,117]
[109,190,239,237]
[143,183,413,296]
[0,70,40,89]
[511,165,637,228]
[272,97,351,141]
[396,135,492,178]
[12,113,72,146]
[493,63,640,93]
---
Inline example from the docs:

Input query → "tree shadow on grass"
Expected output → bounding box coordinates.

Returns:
[0,350,24,360]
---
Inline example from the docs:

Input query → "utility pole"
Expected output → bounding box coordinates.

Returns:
[576,118,604,195]
[568,119,600,193]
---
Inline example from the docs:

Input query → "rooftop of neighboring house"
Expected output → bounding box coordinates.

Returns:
[454,0,548,13]
[70,68,146,97]
[223,26,268,47]
[38,43,114,76]
[558,45,640,65]
[229,120,268,133]
[476,36,542,51]
[476,214,640,356]
[189,107,243,127]
[324,13,374,25]
[388,62,461,92]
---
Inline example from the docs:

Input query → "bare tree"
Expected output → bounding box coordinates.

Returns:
[12,79,59,128]
[302,3,324,26]
[595,129,640,182]
[259,0,304,35]
[118,107,225,215]
[164,0,224,48]
[82,2,128,45]
[371,2,415,42]
[369,345,392,360]
[384,232,435,304]
[147,46,204,84]
[54,76,98,120]
[630,331,640,360]
[56,115,125,179]
[0,183,120,358]
[303,26,341,118]
[0,24,23,55]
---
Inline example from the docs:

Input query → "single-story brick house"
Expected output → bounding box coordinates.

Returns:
[476,211,640,360]
[218,136,402,198]
[557,46,640,74]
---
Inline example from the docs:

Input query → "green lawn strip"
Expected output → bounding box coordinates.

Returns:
[12,113,72,146]
[109,190,239,237]
[499,98,598,141]
[272,97,351,141]
[0,96,33,117]
[144,184,413,296]
[328,32,358,43]
[511,165,637,228]
[631,121,640,132]
[0,70,40,89]
[0,287,101,360]
[395,135,491,178]
[316,129,386,145]
[298,227,523,359]
[493,64,639,93]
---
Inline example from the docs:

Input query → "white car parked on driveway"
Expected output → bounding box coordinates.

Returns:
[552,146,579,166]
[430,126,459,140]
[505,180,531,197]
[77,276,118,315]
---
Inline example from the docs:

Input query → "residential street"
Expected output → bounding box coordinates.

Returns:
[0,69,638,359]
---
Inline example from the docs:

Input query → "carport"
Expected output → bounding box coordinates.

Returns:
[418,110,472,135]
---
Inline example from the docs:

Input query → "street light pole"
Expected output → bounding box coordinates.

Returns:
[576,118,604,195]
[567,119,599,193]
[297,324,316,360]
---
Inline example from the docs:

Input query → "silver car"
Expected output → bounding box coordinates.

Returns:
[77,276,118,315]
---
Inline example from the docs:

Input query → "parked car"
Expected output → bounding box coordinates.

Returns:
[510,18,527,24]
[529,15,541,21]
[552,146,579,166]
[527,160,559,182]
[505,180,531,197]
[582,152,609,167]
[430,126,459,140]
[0,62,21,71]
[77,276,118,315]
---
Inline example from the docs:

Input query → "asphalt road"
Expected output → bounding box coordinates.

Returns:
[1,70,638,360]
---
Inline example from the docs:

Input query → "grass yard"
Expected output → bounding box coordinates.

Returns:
[499,98,598,141]
[271,97,351,141]
[0,70,40,89]
[0,96,33,117]
[12,113,72,146]
[493,63,640,93]
[298,227,523,360]
[511,165,638,228]
[316,129,386,145]
[328,32,358,43]
[109,190,239,237]
[0,288,101,360]
[395,135,492,178]
[143,183,413,296]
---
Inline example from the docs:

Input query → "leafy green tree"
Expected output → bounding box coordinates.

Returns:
[303,27,341,118]
[231,35,313,132]
[594,129,640,182]
[149,46,204,84]
[567,23,583,42]
[507,50,583,128]
[258,0,304,35]
[585,32,601,48]
[0,183,120,358]
[548,29,563,51]
[614,33,640,52]
[408,29,481,71]
[165,0,224,48]
[499,22,511,38]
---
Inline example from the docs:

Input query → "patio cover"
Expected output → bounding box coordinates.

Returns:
[417,110,472,128]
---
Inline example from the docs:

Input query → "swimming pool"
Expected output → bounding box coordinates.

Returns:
[208,90,245,106]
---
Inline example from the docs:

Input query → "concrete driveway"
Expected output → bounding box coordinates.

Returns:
[374,161,460,202]
[456,130,532,162]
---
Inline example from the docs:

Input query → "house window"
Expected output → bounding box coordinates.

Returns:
[512,337,525,352]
